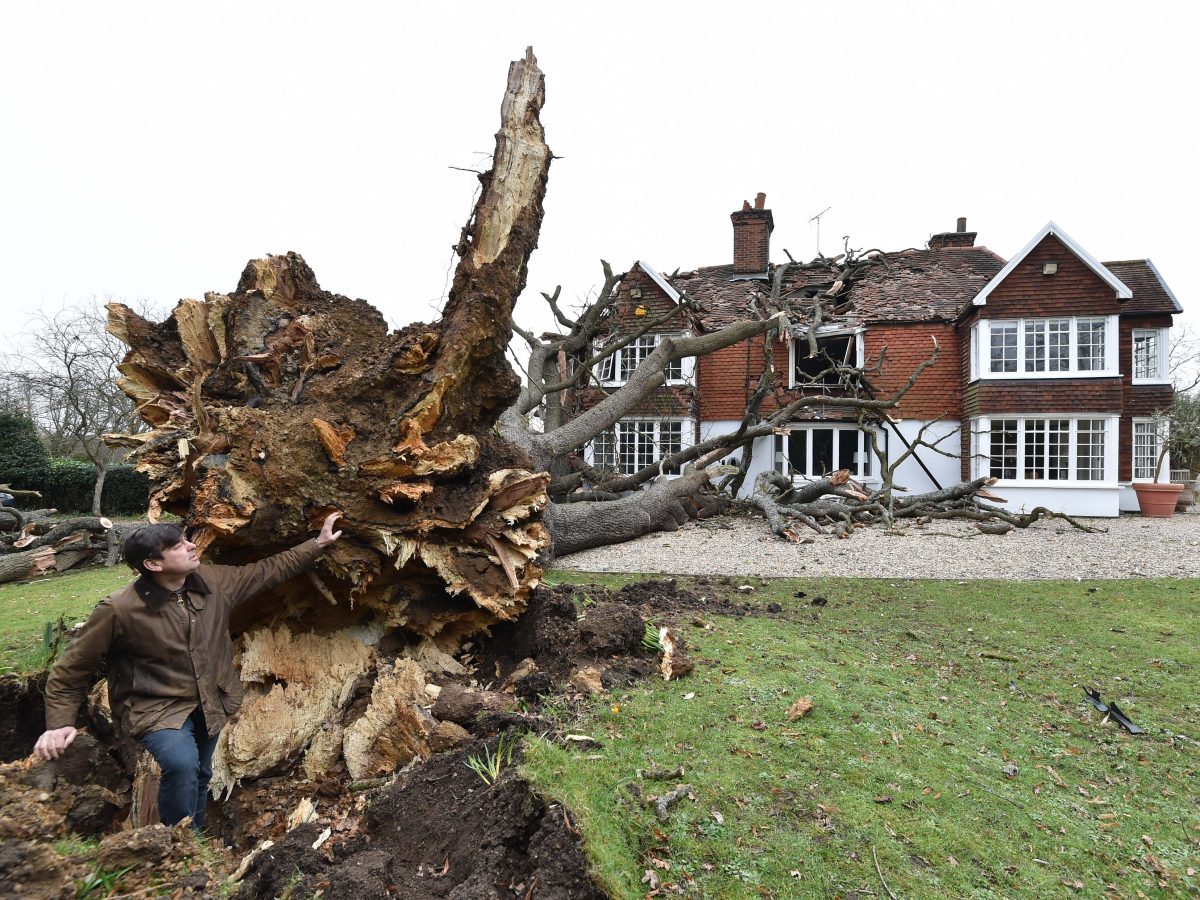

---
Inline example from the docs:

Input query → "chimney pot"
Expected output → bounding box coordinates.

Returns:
[957,217,967,233]
[742,200,751,211]
[755,192,767,210]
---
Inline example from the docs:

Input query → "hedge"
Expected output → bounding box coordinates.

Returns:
[0,414,51,489]
[31,458,150,516]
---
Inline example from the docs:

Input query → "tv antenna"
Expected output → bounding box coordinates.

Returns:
[809,206,832,256]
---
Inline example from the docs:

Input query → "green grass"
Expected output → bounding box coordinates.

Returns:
[524,575,1200,898]
[0,566,128,674]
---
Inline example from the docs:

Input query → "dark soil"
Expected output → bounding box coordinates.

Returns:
[239,741,606,899]
[0,674,46,763]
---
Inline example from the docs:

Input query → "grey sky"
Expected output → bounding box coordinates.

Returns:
[2,1,1196,352]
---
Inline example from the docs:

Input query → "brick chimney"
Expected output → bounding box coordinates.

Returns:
[730,192,774,274]
[928,216,977,249]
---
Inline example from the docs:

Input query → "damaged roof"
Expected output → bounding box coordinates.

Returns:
[670,245,1007,331]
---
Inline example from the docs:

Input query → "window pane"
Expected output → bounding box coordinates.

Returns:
[1024,320,1046,372]
[1133,330,1159,380]
[1046,419,1069,480]
[1047,320,1070,372]
[1076,320,1106,371]
[660,421,682,474]
[788,432,808,474]
[592,428,615,469]
[990,323,1017,373]
[1133,421,1160,479]
[1076,420,1105,481]
[620,335,657,381]
[838,429,858,475]
[1024,420,1046,479]
[990,420,1017,479]
[812,429,834,475]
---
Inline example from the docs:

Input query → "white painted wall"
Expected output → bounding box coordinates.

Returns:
[886,420,963,495]
[699,420,777,493]
[988,485,1121,518]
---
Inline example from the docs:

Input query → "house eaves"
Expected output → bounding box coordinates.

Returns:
[971,221,1132,306]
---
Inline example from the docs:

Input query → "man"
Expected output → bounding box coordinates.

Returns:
[33,511,343,830]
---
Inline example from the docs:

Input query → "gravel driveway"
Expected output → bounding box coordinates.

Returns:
[555,510,1200,579]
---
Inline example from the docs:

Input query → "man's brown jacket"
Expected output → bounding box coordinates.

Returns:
[44,540,324,739]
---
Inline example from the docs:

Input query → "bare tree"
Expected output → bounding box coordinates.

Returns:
[9,298,150,515]
[1170,323,1200,393]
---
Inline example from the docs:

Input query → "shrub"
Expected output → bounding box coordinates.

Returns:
[0,413,51,489]
[35,458,149,516]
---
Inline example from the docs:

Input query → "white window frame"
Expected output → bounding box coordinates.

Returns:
[971,316,1119,380]
[1132,328,1170,384]
[971,415,1118,484]
[595,334,694,387]
[1132,417,1167,481]
[788,328,865,389]
[773,425,882,481]
[585,418,694,477]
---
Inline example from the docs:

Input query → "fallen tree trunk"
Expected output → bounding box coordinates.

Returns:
[102,49,553,793]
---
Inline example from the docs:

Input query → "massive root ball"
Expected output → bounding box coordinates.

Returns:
[106,253,549,786]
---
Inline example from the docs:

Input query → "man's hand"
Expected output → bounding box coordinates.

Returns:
[316,511,343,549]
[34,726,78,761]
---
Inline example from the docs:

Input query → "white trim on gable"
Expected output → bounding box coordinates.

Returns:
[972,221,1132,307]
[635,260,682,304]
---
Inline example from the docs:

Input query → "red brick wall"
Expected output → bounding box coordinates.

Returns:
[697,337,772,420]
[863,324,960,420]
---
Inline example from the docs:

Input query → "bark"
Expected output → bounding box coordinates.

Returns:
[101,49,554,793]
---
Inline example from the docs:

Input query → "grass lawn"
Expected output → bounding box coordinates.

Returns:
[3,568,1196,896]
[0,566,128,674]
[524,574,1200,898]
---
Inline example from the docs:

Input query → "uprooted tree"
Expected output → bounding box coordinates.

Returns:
[93,49,554,797]
[499,246,1099,553]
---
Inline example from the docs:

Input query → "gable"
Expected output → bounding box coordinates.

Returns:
[972,222,1131,308]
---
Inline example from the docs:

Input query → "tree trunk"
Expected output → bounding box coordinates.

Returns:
[91,463,107,518]
[103,49,553,792]
[545,468,712,556]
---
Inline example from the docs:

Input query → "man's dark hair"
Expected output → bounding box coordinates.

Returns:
[123,524,186,576]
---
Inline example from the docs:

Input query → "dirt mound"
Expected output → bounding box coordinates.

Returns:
[238,740,604,899]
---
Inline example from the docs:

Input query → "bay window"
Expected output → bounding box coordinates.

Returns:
[975,416,1113,482]
[589,419,689,476]
[973,317,1117,379]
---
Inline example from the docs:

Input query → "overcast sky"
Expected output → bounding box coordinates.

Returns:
[3,1,1197,353]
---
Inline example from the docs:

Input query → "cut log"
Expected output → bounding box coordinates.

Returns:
[0,547,56,584]
[103,49,553,791]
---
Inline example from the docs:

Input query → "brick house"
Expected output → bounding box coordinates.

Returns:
[582,197,1182,517]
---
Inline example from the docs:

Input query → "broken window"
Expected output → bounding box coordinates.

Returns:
[792,334,857,387]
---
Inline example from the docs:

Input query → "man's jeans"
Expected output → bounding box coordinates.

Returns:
[140,706,220,830]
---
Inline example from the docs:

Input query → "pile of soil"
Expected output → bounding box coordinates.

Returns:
[0,576,760,898]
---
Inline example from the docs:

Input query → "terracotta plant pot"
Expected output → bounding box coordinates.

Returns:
[1132,481,1185,517]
